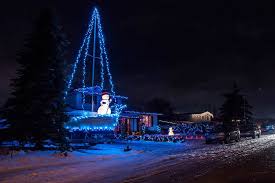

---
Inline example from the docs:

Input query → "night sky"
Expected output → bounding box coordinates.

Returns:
[1,0,275,118]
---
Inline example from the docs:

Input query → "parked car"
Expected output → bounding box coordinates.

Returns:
[205,125,240,144]
[263,125,275,133]
[240,125,261,139]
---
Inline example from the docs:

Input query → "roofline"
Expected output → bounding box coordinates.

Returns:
[174,111,213,115]
[124,111,163,115]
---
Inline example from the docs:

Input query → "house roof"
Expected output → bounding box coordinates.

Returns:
[120,111,161,119]
[175,111,213,117]
[123,111,162,115]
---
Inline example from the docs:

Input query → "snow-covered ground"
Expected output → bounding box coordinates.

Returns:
[1,134,275,183]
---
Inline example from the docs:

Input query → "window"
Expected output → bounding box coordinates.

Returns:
[140,115,152,127]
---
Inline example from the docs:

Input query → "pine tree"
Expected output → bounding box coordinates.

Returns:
[145,98,174,115]
[2,9,70,151]
[219,84,253,129]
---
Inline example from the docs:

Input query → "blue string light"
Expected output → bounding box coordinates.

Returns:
[98,22,105,89]
[95,9,115,95]
[66,103,127,131]
[81,12,96,109]
[66,7,115,101]
[65,12,95,98]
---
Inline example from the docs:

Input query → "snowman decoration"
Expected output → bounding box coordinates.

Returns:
[168,127,174,136]
[97,91,112,115]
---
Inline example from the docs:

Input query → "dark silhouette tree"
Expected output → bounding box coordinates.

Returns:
[1,9,70,151]
[220,84,253,129]
[145,98,174,115]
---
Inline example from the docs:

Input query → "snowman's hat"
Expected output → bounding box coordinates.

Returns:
[101,90,109,96]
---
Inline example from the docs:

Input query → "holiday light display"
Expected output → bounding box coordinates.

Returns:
[65,8,116,99]
[65,7,126,131]
[164,121,212,136]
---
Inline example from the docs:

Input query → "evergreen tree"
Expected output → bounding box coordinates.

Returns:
[219,84,253,129]
[2,9,70,150]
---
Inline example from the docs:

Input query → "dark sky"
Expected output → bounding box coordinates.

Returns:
[1,0,275,118]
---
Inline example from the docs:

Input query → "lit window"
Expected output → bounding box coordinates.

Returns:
[140,115,152,127]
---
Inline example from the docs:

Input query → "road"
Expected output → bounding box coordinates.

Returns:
[1,134,275,183]
[123,134,275,183]
[191,145,275,183]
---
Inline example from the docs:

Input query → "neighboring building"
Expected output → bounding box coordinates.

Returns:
[173,111,214,123]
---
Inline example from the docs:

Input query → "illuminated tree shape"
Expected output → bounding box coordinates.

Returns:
[65,8,115,110]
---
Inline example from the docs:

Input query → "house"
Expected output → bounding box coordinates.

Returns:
[173,111,214,123]
[66,86,160,133]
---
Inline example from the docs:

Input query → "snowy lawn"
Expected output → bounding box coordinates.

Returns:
[1,135,275,183]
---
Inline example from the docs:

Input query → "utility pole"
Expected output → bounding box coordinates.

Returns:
[91,16,97,112]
